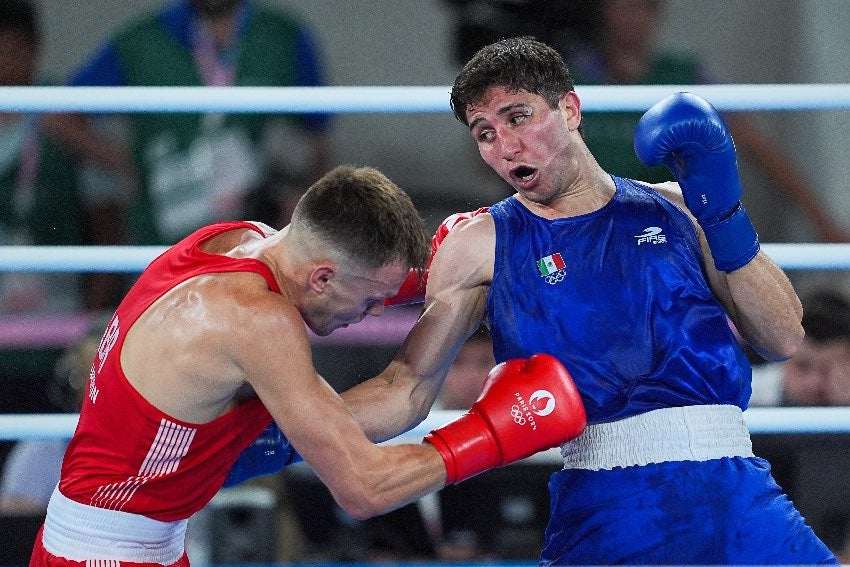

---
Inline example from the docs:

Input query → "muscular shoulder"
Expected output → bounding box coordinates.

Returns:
[207,274,301,337]
[121,271,303,420]
[145,270,302,358]
[644,180,700,223]
[441,211,494,258]
[429,212,494,291]
[195,273,310,377]
[645,180,684,206]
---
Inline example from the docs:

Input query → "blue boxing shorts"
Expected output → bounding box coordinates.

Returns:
[540,456,837,565]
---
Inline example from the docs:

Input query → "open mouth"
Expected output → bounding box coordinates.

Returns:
[512,165,538,184]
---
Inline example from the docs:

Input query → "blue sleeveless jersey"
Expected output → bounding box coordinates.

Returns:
[487,176,751,423]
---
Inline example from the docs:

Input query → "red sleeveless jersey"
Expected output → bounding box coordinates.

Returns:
[59,222,278,521]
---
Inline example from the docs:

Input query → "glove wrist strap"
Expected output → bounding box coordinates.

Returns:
[700,201,760,272]
[425,412,500,484]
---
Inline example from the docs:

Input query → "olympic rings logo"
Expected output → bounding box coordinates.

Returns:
[511,404,526,425]
[543,269,566,285]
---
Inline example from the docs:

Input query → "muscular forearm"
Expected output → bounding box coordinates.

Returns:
[331,443,446,520]
[340,359,443,443]
[346,226,493,442]
[342,296,484,442]
[725,252,803,361]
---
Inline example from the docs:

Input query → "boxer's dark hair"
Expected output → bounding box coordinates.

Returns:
[450,36,577,127]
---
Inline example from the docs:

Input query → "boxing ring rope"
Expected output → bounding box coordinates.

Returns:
[2,406,850,470]
[3,407,850,443]
[2,83,850,113]
[1,84,850,445]
[2,243,850,272]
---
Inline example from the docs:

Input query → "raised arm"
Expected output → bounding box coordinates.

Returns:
[635,92,803,362]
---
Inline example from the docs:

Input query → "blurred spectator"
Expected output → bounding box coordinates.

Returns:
[52,0,333,245]
[0,0,85,313]
[563,0,848,243]
[750,288,850,406]
[443,0,848,244]
[0,0,96,420]
[0,314,102,514]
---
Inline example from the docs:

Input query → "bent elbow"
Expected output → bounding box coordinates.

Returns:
[779,320,805,359]
[756,323,805,363]
[336,488,386,521]
[409,404,432,431]
[777,330,805,361]
[783,335,805,360]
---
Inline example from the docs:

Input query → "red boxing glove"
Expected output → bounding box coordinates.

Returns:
[386,207,489,306]
[385,270,427,307]
[425,353,586,484]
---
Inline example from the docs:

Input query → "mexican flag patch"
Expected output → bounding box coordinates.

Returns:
[537,253,566,276]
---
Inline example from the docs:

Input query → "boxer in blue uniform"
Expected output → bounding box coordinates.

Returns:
[231,37,836,563]
[337,37,838,565]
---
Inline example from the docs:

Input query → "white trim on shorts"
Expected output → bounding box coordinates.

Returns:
[560,404,754,471]
[42,485,186,563]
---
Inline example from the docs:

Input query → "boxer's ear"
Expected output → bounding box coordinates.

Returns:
[309,264,336,294]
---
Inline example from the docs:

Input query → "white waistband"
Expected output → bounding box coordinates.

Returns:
[43,485,186,563]
[560,404,754,471]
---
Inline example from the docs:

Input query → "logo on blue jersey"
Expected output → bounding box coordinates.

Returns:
[537,252,566,285]
[635,226,667,245]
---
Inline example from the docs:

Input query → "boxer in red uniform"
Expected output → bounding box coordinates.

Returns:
[30,165,585,566]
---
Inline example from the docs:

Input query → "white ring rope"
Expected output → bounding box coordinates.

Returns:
[2,408,849,444]
[2,243,849,272]
[1,84,850,113]
[0,246,166,272]
[1,407,848,467]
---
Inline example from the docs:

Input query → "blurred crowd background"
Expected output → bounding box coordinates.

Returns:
[1,0,848,564]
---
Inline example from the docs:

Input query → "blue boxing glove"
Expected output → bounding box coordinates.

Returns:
[223,421,303,488]
[634,92,760,272]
